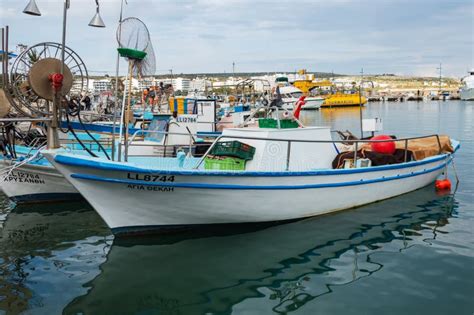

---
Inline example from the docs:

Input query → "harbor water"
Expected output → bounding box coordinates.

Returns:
[0,101,473,315]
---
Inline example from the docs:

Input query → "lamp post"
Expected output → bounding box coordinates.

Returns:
[23,0,105,149]
[358,77,375,138]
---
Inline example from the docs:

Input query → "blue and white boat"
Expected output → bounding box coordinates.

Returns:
[0,99,220,203]
[42,125,459,234]
[0,146,80,203]
[0,134,111,203]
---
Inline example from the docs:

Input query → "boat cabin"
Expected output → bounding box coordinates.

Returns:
[219,127,335,171]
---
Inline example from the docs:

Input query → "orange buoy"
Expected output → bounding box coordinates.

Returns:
[370,135,396,155]
[435,179,452,191]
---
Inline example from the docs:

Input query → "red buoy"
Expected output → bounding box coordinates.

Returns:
[435,179,452,191]
[370,135,396,155]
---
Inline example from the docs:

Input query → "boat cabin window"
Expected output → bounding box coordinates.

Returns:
[289,92,303,98]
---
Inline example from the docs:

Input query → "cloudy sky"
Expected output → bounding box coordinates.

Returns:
[1,0,473,77]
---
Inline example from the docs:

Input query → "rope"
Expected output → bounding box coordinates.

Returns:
[0,145,46,180]
[450,156,460,193]
[64,97,111,160]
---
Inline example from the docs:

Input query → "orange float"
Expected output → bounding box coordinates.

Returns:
[370,135,396,155]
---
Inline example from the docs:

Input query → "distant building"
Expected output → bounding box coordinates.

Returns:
[190,78,211,92]
[70,80,85,96]
[93,79,113,94]
[138,77,157,91]
[123,78,140,93]
[172,77,191,92]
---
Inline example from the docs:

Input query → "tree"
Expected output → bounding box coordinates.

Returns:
[27,49,40,64]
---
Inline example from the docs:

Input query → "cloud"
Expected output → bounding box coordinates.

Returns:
[1,0,472,76]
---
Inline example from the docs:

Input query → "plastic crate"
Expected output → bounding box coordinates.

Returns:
[204,156,246,171]
[280,119,299,128]
[258,118,299,129]
[258,118,278,128]
[210,141,256,160]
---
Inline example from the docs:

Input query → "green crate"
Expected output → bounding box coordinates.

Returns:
[258,118,278,128]
[280,119,299,128]
[258,118,299,129]
[210,141,256,160]
[204,156,246,171]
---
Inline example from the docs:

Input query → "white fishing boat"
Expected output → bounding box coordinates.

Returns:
[0,140,107,203]
[0,155,80,203]
[0,104,217,204]
[42,123,459,234]
[278,86,324,110]
[460,69,474,100]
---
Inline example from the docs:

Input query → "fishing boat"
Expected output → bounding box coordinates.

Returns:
[460,69,474,101]
[290,72,367,108]
[42,115,459,234]
[0,148,80,203]
[278,86,324,110]
[0,135,111,203]
[0,103,218,204]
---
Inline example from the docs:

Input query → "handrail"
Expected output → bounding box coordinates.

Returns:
[195,133,442,145]
[116,128,444,170]
[194,133,444,170]
[128,129,203,143]
[125,129,204,160]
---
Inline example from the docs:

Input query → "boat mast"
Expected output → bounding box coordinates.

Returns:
[112,0,125,161]
[359,68,364,138]
[437,63,442,94]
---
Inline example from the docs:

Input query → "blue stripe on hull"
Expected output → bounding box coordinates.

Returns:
[70,162,446,190]
[60,121,141,135]
[56,153,451,177]
[11,193,83,204]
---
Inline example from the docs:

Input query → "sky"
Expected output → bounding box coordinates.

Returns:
[0,0,473,77]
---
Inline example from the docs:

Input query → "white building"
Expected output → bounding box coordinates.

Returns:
[190,78,211,92]
[92,79,113,94]
[138,77,157,90]
[123,78,140,93]
[172,77,191,92]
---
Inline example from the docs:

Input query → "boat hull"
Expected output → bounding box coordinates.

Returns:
[460,88,474,100]
[301,97,324,110]
[43,151,451,234]
[282,97,323,110]
[322,94,367,107]
[0,161,80,203]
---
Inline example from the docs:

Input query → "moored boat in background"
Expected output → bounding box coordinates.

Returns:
[460,69,474,101]
[278,85,324,110]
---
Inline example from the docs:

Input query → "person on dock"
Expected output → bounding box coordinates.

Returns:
[81,94,92,111]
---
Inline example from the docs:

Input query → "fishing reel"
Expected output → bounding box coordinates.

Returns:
[8,42,88,117]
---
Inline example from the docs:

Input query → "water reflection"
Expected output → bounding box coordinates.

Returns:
[0,200,111,314]
[64,187,456,315]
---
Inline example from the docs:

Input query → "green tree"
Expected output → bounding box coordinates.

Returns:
[27,49,40,64]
